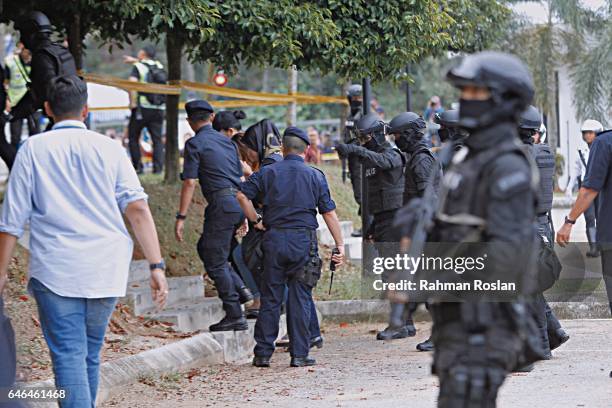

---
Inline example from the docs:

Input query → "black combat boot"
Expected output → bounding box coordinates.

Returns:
[376,325,415,340]
[586,227,600,257]
[238,286,255,305]
[548,328,570,350]
[209,315,249,332]
[416,337,434,352]
[290,356,316,367]
[253,356,271,367]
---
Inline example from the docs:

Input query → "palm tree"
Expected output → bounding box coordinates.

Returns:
[501,0,610,149]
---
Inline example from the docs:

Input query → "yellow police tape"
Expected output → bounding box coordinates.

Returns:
[83,73,347,111]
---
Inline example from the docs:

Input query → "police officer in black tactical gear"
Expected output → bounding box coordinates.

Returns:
[518,106,570,356]
[11,11,77,125]
[344,84,365,237]
[424,52,545,407]
[336,113,409,340]
[387,112,440,349]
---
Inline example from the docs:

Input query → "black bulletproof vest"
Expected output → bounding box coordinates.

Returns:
[436,141,534,242]
[403,146,438,203]
[365,144,405,215]
[528,144,555,214]
[36,42,77,77]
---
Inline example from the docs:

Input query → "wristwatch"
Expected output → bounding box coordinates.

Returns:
[564,216,576,225]
[254,214,263,224]
[150,259,166,271]
[176,212,187,220]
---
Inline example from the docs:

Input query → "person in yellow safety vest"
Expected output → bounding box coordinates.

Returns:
[3,42,40,147]
[124,44,166,174]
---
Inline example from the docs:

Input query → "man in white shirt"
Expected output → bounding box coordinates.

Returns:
[0,75,168,408]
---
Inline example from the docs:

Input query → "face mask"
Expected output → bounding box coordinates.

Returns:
[459,98,491,129]
[363,136,378,150]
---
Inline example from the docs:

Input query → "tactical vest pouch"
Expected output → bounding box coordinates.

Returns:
[297,232,322,288]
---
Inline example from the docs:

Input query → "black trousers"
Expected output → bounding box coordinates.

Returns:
[128,108,164,173]
[0,117,16,170]
[9,113,40,147]
[599,248,612,314]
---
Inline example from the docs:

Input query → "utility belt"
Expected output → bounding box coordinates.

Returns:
[536,212,549,218]
[207,187,238,202]
[293,229,322,289]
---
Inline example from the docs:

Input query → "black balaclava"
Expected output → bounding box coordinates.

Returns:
[242,119,282,162]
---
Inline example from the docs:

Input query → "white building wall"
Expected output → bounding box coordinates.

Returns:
[556,64,585,189]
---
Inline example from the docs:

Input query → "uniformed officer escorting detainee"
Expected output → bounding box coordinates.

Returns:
[237,126,345,368]
[175,100,253,333]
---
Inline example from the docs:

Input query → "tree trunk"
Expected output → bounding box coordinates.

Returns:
[286,66,298,126]
[68,12,83,70]
[164,31,183,184]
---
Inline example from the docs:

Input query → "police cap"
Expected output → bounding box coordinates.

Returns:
[185,100,214,118]
[283,126,310,145]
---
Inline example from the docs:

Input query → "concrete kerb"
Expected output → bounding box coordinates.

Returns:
[24,332,224,407]
[23,317,290,407]
[315,299,611,322]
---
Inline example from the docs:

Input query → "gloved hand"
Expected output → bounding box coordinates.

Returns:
[335,143,358,158]
[392,198,425,240]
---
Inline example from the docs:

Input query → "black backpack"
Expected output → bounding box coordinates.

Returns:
[140,61,167,106]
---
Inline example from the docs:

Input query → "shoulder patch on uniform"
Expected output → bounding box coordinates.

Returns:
[491,171,530,199]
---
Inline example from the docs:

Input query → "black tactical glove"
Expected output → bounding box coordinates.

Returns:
[335,143,358,158]
[393,198,426,240]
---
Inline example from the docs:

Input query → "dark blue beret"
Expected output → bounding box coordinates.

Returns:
[185,100,214,116]
[283,126,310,145]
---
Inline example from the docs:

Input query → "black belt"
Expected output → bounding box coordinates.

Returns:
[208,187,238,201]
[537,212,549,217]
[268,227,317,238]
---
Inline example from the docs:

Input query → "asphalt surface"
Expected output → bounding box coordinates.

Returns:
[102,319,612,408]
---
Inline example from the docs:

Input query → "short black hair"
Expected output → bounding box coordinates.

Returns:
[188,111,213,123]
[47,75,88,117]
[283,135,308,154]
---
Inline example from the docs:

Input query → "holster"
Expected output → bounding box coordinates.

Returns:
[296,231,322,288]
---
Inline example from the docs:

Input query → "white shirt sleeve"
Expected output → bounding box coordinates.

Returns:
[0,142,34,238]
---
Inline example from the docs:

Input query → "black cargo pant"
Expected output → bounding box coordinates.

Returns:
[432,303,522,408]
[128,107,164,173]
[599,248,612,315]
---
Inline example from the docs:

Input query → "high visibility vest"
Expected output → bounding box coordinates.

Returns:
[4,54,30,107]
[133,59,165,110]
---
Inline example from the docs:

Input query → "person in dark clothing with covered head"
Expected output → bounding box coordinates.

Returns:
[518,105,569,358]
[336,113,409,341]
[387,111,441,351]
[425,51,545,407]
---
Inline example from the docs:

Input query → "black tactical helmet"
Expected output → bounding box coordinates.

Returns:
[387,112,425,134]
[16,11,53,35]
[346,84,363,98]
[519,105,541,130]
[434,110,460,128]
[446,51,534,130]
[355,113,386,143]
[16,11,52,49]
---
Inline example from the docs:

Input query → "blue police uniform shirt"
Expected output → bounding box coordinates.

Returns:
[583,130,612,242]
[182,124,243,202]
[240,154,336,229]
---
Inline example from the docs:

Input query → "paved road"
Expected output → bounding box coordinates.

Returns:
[103,319,612,408]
